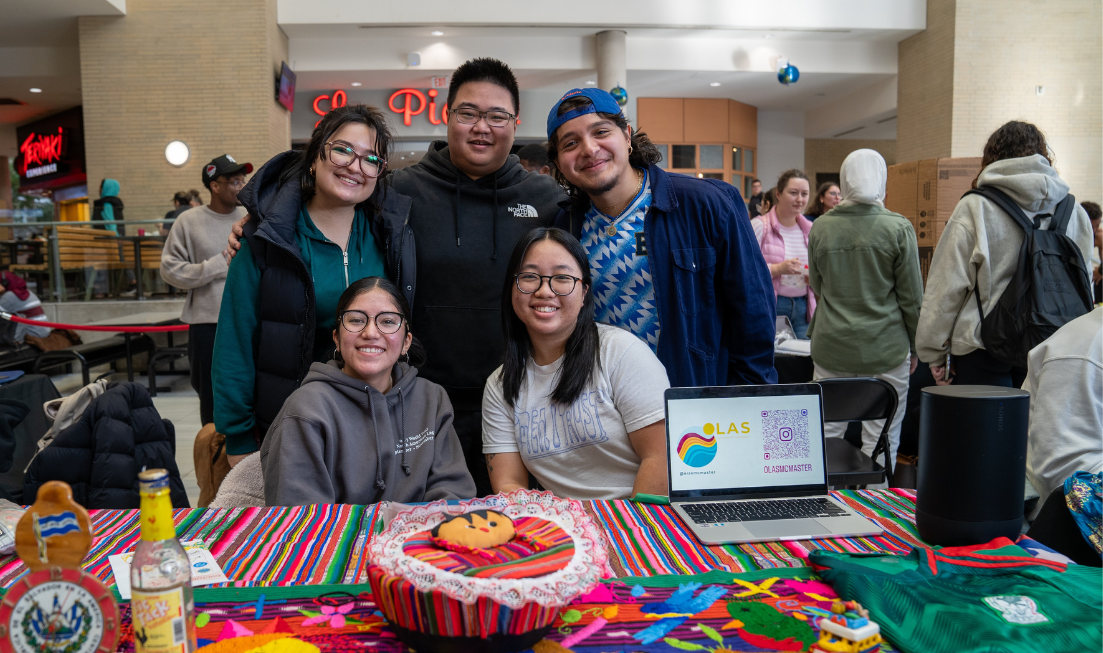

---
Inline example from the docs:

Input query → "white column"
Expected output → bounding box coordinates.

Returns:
[595,29,626,96]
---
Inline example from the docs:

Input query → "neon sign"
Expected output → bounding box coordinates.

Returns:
[388,88,449,127]
[19,127,64,175]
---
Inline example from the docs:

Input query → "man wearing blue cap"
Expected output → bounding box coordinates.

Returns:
[547,88,777,386]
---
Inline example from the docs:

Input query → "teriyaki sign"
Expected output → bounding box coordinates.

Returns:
[15,106,86,193]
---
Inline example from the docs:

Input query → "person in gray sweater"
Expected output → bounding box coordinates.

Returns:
[161,154,252,424]
[260,277,476,506]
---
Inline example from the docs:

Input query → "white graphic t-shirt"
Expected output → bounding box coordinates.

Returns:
[482,324,670,500]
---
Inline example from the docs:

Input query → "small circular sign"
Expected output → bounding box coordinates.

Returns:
[0,567,120,653]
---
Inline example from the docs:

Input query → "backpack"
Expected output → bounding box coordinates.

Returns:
[965,186,1092,368]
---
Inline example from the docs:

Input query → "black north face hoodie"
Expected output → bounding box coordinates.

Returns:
[389,141,564,410]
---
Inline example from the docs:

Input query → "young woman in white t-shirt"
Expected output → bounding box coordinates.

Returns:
[482,227,671,500]
[750,170,816,339]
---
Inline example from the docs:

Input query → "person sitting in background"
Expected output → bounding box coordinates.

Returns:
[517,142,551,175]
[261,277,476,506]
[91,179,124,235]
[747,179,764,218]
[482,228,670,500]
[0,272,50,345]
[916,121,1094,388]
[808,150,924,475]
[162,190,194,235]
[751,170,815,339]
[805,181,841,220]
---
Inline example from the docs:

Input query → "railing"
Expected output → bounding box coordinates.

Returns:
[3,219,178,302]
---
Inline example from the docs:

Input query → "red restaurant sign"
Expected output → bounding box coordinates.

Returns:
[19,127,64,178]
[310,88,520,128]
[15,106,86,193]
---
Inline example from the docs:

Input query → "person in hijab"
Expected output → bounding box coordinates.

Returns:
[91,179,125,235]
[806,149,924,483]
[0,272,50,344]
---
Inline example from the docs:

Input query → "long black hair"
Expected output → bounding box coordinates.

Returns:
[280,104,394,215]
[333,276,426,368]
[547,96,664,215]
[499,227,599,407]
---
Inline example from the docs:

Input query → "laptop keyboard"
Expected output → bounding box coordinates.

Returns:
[681,498,849,524]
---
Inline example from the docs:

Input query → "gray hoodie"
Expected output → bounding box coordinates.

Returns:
[260,360,476,506]
[916,154,1094,363]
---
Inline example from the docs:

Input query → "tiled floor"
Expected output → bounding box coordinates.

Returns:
[52,363,203,507]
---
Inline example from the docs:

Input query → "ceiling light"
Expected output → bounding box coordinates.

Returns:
[710,82,721,87]
[431,30,444,36]
[165,141,190,167]
[29,88,42,93]
[764,34,773,39]
[351,82,362,87]
[585,80,596,85]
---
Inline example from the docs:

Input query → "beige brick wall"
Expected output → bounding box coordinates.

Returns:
[951,0,1102,201]
[79,0,290,223]
[897,0,957,163]
[804,139,897,189]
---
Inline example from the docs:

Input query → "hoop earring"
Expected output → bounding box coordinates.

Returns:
[309,167,316,177]
[333,347,344,365]
[403,351,410,364]
[627,145,633,155]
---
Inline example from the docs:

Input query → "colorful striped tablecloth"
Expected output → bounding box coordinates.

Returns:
[0,489,921,591]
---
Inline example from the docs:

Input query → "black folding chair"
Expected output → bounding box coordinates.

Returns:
[819,377,898,488]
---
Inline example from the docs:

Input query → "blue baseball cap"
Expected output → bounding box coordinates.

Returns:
[546,88,625,140]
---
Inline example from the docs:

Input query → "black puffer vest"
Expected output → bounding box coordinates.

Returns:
[237,151,415,439]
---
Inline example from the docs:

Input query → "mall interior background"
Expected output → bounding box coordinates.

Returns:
[0,0,1099,227]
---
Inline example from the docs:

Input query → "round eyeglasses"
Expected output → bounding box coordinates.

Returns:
[325,141,387,178]
[449,108,516,128]
[339,310,405,334]
[514,273,582,296]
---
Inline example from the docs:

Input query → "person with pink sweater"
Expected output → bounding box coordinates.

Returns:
[750,169,816,338]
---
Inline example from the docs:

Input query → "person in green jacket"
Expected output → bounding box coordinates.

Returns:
[807,149,923,483]
[213,105,414,466]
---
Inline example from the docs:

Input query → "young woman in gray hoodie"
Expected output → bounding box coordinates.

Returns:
[260,277,476,506]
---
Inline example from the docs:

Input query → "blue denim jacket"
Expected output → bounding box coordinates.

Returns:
[555,164,777,387]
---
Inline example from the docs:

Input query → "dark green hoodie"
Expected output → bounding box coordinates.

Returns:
[389,141,565,409]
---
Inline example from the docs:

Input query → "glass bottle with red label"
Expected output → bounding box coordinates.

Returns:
[130,469,196,653]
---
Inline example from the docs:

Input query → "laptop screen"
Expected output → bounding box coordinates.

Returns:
[665,384,828,498]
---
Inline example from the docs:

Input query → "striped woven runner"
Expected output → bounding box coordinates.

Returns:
[0,490,920,590]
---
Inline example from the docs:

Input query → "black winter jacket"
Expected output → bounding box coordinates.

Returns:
[24,383,189,509]
[235,151,415,438]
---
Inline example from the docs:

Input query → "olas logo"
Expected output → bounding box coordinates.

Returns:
[677,429,717,468]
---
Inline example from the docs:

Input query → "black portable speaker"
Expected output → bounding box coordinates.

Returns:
[916,385,1031,546]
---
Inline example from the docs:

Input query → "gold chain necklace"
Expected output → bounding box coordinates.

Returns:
[599,168,643,237]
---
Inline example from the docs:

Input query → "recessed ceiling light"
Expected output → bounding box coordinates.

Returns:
[710,82,721,87]
[431,30,444,36]
[351,82,362,87]
[585,80,596,85]
[29,88,42,93]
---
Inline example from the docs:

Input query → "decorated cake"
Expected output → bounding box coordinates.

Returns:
[367,490,610,653]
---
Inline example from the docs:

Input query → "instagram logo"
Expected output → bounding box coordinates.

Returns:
[779,427,793,442]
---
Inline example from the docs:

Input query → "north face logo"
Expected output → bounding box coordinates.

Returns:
[508,204,538,218]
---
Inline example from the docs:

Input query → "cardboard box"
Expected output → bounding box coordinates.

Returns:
[888,157,982,247]
[886,161,919,219]
[918,246,936,286]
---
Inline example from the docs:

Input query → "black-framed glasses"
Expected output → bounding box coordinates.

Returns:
[325,141,387,178]
[449,108,516,128]
[514,273,582,296]
[340,310,405,334]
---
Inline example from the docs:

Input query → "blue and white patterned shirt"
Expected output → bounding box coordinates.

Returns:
[580,169,660,351]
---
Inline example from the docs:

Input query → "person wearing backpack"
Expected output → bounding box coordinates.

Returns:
[916,121,1094,387]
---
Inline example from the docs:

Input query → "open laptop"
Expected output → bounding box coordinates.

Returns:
[665,383,882,545]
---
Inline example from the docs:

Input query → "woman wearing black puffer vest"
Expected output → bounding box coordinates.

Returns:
[212,105,414,466]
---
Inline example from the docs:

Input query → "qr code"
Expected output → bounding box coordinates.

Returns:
[760,409,810,460]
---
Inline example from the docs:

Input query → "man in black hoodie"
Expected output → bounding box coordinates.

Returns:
[388,58,564,495]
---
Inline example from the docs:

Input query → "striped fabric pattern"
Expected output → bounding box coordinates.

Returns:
[0,490,920,591]
[402,516,575,579]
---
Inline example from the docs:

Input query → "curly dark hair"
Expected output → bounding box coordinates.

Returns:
[973,120,1051,188]
[279,104,394,215]
[547,96,663,214]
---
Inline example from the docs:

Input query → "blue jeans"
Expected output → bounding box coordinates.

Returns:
[776,295,809,339]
